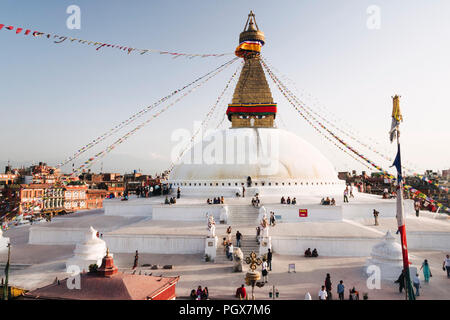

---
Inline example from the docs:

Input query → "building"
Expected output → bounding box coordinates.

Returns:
[86,189,107,209]
[64,183,88,212]
[42,185,65,214]
[23,252,180,300]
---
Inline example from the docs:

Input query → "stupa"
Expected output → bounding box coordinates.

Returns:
[169,11,344,196]
[66,226,108,272]
[0,228,9,252]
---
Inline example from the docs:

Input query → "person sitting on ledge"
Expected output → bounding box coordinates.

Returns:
[251,198,256,206]
[320,198,325,205]
[304,248,312,257]
[325,197,331,205]
[190,289,197,300]
[330,198,336,205]
[165,196,170,204]
[221,196,224,204]
[292,197,297,205]
[207,198,211,204]
[236,284,247,300]
[287,197,291,205]
[281,196,286,204]
[312,248,319,257]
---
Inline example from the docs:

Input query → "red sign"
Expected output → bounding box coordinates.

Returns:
[299,209,308,217]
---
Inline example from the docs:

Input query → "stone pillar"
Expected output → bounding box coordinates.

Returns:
[204,236,218,262]
[220,206,229,224]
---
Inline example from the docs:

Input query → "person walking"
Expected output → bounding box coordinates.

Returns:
[318,286,328,300]
[414,201,420,217]
[337,280,345,300]
[412,273,421,297]
[373,209,379,226]
[443,254,450,278]
[242,186,245,198]
[324,273,332,300]
[267,249,273,271]
[132,250,139,269]
[420,259,432,283]
[395,270,405,293]
[226,226,232,244]
[262,259,269,283]
[343,189,349,203]
[177,187,181,199]
[236,230,242,248]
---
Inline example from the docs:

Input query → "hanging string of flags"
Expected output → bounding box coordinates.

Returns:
[167,61,243,173]
[262,57,425,175]
[262,56,448,193]
[56,58,239,169]
[72,57,239,175]
[262,59,450,214]
[0,23,233,59]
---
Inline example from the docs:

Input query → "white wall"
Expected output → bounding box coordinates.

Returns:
[103,234,205,254]
[271,236,380,257]
[152,205,223,221]
[103,200,153,217]
[408,232,450,251]
[29,227,86,245]
[262,204,342,222]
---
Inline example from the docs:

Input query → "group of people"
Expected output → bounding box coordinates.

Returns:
[164,196,177,204]
[343,185,354,203]
[280,196,297,205]
[304,248,319,258]
[222,226,243,260]
[251,196,261,207]
[318,274,359,300]
[207,196,224,204]
[190,286,209,300]
[320,197,336,205]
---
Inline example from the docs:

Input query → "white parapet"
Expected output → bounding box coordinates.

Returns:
[66,226,108,272]
[152,205,223,222]
[259,236,272,256]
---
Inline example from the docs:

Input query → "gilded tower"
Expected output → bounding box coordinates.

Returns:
[226,11,277,128]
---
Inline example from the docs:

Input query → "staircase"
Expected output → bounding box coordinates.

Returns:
[214,204,260,263]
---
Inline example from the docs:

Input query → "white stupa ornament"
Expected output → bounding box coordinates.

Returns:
[0,228,9,252]
[365,230,403,280]
[66,226,108,272]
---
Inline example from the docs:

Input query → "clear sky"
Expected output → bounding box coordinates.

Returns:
[0,0,449,175]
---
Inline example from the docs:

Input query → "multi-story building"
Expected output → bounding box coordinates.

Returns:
[42,185,65,214]
[86,189,108,209]
[64,184,88,212]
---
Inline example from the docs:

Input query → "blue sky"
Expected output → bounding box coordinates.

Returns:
[0,0,449,175]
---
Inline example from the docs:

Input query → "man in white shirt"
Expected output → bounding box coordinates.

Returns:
[443,254,450,278]
[262,259,268,283]
[318,286,328,300]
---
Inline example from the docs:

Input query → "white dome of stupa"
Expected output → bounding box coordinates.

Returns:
[169,128,344,196]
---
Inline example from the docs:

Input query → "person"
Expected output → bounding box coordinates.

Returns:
[318,285,328,300]
[312,248,319,257]
[413,273,421,297]
[325,197,331,205]
[196,286,203,299]
[226,226,232,242]
[207,198,211,204]
[286,197,291,205]
[330,198,336,206]
[132,250,139,269]
[165,196,170,204]
[177,187,181,199]
[281,196,285,204]
[262,259,269,283]
[201,287,209,300]
[337,280,345,300]
[251,198,256,207]
[225,243,231,260]
[256,226,261,239]
[236,284,247,299]
[395,270,405,293]
[320,198,325,205]
[220,196,224,204]
[349,287,359,300]
[420,259,432,282]
[350,185,354,198]
[443,254,450,278]
[414,201,420,217]
[304,248,312,257]
[270,212,276,226]
[236,230,242,248]
[228,243,234,261]
[222,237,228,247]
[190,289,197,300]
[373,209,379,226]
[343,189,349,203]
[325,273,332,300]
[242,186,245,198]
[267,248,273,271]
[292,197,297,205]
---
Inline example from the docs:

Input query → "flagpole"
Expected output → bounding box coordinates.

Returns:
[392,95,415,300]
